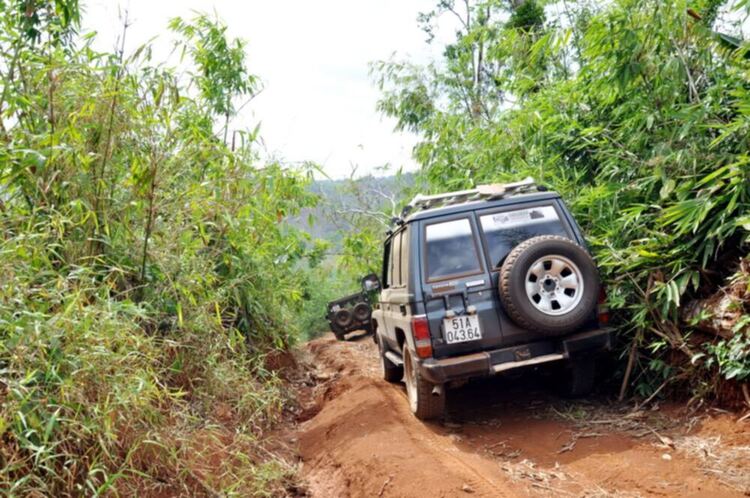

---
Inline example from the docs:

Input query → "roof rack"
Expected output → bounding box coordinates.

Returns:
[400,177,537,219]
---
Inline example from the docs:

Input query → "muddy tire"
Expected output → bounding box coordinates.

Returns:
[329,322,345,341]
[378,334,403,383]
[404,350,445,420]
[499,235,599,335]
[334,308,353,329]
[558,358,596,398]
[352,302,371,322]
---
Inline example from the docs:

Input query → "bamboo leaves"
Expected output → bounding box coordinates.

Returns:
[0,7,322,495]
[169,14,259,144]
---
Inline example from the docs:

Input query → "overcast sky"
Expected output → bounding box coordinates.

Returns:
[81,1,454,179]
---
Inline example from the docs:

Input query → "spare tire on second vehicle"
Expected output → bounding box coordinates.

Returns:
[334,308,353,328]
[499,235,599,335]
[352,302,372,322]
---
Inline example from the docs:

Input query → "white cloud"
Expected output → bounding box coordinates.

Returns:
[82,0,453,179]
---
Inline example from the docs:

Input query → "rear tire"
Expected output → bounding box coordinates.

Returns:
[334,308,353,329]
[378,334,403,383]
[558,358,596,398]
[404,350,445,420]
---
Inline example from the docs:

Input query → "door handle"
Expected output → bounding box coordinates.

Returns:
[399,304,407,316]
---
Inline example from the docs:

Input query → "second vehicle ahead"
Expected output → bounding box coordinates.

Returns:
[326,275,380,341]
[370,179,613,420]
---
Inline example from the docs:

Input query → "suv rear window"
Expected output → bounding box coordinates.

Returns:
[425,218,482,281]
[479,205,569,268]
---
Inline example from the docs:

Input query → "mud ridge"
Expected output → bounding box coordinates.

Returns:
[291,333,750,497]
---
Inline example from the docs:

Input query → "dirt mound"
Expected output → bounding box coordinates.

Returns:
[292,334,750,497]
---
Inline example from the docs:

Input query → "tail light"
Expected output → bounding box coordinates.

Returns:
[598,287,610,325]
[411,315,433,359]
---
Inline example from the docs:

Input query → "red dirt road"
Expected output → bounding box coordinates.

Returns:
[294,333,750,497]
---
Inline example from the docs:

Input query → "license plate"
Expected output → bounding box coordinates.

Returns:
[443,315,482,344]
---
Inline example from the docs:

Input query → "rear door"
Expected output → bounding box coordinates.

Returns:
[385,227,413,351]
[476,201,577,345]
[379,229,413,351]
[419,215,503,358]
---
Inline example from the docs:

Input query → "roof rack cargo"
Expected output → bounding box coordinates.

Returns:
[400,177,537,219]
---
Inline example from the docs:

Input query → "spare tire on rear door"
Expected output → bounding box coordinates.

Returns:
[499,235,599,335]
[334,308,353,328]
[352,302,371,322]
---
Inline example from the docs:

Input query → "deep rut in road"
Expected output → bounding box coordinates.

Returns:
[291,333,750,497]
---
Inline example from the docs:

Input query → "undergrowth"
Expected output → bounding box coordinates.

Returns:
[0,2,316,495]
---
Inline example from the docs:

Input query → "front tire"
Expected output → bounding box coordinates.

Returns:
[404,350,445,420]
[330,323,346,341]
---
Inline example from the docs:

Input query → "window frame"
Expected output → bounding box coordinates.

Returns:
[399,226,410,289]
[421,216,485,284]
[382,237,393,288]
[391,230,403,288]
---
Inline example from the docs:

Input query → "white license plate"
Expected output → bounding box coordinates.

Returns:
[443,315,482,344]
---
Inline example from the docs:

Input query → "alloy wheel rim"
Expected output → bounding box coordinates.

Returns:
[524,254,584,316]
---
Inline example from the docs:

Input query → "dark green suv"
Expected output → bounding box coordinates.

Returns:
[370,179,614,420]
[327,290,373,341]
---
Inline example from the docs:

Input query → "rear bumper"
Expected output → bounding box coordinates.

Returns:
[418,327,615,384]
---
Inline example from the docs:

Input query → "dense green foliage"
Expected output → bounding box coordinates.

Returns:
[375,0,750,397]
[0,2,319,495]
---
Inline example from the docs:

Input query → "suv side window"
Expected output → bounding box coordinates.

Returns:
[479,205,569,269]
[424,218,482,282]
[392,231,403,287]
[400,227,409,288]
[383,238,393,288]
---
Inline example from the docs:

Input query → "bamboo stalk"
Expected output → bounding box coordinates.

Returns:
[92,10,129,256]
[619,333,639,402]
[140,152,158,284]
[0,40,21,142]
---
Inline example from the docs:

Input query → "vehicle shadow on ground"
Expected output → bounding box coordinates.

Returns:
[300,336,749,497]
[419,371,644,466]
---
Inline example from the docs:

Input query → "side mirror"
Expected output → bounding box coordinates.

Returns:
[361,273,381,292]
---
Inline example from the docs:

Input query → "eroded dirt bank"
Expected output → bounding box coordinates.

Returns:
[291,333,750,497]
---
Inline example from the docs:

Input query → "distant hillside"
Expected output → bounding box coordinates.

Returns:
[290,173,417,247]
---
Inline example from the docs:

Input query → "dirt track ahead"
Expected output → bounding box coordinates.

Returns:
[293,333,750,497]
